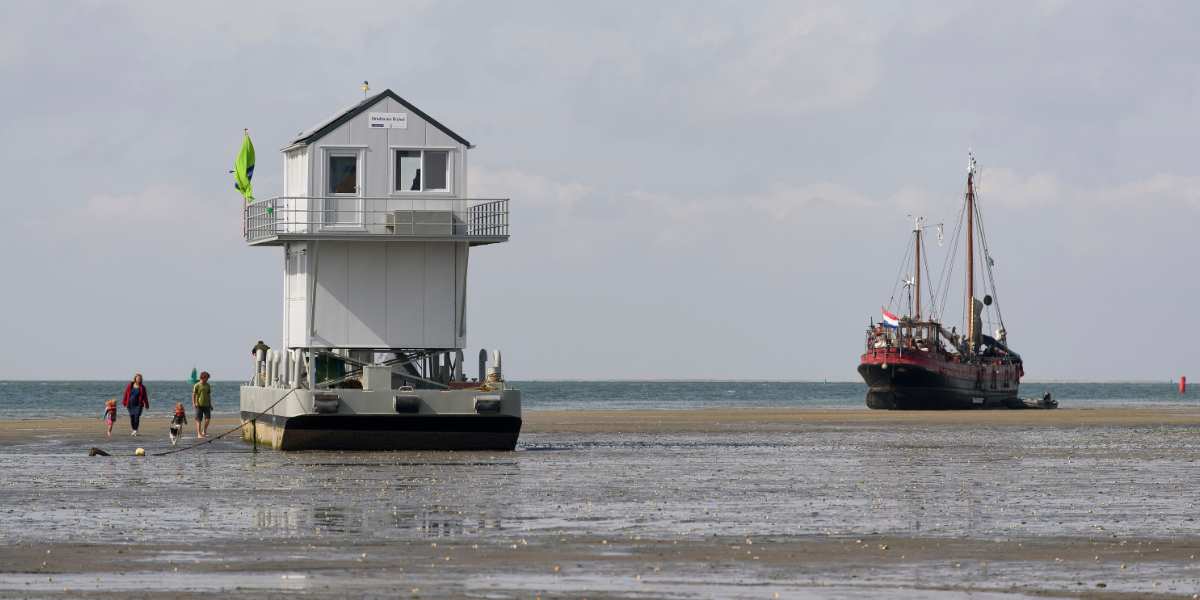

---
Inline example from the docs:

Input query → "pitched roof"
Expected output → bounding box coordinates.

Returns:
[286,89,471,148]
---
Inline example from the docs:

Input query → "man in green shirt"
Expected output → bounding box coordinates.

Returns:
[192,371,213,438]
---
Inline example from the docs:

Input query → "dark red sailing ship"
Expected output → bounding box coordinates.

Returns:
[858,152,1043,410]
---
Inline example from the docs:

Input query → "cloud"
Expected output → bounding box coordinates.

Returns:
[117,0,429,42]
[694,3,885,117]
[982,167,1200,213]
[980,167,1200,253]
[469,166,596,211]
[469,166,632,262]
[0,21,26,63]
[475,166,937,271]
[476,161,1200,273]
[1034,0,1074,16]
[26,185,241,255]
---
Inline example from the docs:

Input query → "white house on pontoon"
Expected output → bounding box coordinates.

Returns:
[240,89,519,451]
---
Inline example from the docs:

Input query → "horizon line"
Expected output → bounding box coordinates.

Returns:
[0,378,1184,384]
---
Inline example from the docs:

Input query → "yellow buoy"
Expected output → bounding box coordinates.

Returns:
[134,448,145,456]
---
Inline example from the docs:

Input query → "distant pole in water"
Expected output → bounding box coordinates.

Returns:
[1181,376,1187,393]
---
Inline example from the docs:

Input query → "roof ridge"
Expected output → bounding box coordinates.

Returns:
[285,89,471,149]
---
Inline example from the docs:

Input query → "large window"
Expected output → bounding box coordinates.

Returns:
[394,150,449,192]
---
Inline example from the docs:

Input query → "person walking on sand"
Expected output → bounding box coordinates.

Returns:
[192,371,213,438]
[122,374,149,436]
[102,399,118,436]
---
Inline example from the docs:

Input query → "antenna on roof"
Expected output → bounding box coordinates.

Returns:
[362,81,370,98]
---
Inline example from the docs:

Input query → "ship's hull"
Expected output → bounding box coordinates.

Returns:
[859,348,1020,410]
[240,386,521,451]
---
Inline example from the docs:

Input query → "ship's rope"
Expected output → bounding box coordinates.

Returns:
[972,193,1006,333]
[920,229,937,321]
[933,195,967,325]
[150,388,298,457]
[886,237,915,315]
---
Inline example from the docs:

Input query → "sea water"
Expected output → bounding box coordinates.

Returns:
[0,380,1192,419]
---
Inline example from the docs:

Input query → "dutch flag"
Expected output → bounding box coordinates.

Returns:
[882,307,899,329]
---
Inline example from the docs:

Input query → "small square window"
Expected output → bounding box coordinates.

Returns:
[328,156,357,194]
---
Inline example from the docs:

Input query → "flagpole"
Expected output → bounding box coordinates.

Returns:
[242,128,248,238]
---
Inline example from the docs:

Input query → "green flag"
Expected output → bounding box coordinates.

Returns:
[234,133,255,202]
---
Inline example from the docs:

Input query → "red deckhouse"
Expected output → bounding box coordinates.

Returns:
[858,152,1027,410]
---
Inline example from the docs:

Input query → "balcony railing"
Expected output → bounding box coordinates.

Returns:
[245,197,509,242]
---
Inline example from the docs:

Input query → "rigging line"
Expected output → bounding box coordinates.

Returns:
[934,196,967,321]
[971,180,1002,333]
[935,205,963,313]
[887,233,915,313]
[151,388,298,456]
[921,230,937,320]
[972,191,1006,331]
[938,181,967,228]
[935,190,966,295]
[926,174,969,318]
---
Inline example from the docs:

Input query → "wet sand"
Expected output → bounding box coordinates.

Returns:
[1,409,1198,598]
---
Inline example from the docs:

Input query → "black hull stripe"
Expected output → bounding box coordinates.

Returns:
[857,363,1020,410]
[241,411,522,434]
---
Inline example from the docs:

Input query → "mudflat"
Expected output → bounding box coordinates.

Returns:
[1,409,1197,598]
[5,407,1200,444]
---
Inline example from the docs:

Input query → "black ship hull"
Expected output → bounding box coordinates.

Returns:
[858,360,1019,410]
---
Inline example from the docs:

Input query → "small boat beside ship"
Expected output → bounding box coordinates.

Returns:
[858,152,1050,410]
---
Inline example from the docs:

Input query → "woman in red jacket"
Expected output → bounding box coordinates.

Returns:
[122,374,149,436]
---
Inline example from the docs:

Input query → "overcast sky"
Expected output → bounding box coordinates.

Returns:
[2,0,1198,381]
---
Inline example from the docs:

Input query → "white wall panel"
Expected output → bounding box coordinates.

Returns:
[363,112,390,205]
[386,242,424,346]
[423,242,456,348]
[425,126,457,148]
[455,243,469,347]
[347,243,387,346]
[313,241,349,346]
[320,123,351,146]
[288,299,306,346]
[387,99,427,147]
[284,148,308,197]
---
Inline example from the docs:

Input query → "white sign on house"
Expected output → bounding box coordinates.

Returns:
[368,112,408,129]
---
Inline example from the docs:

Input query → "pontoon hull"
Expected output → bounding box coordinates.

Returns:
[240,386,521,451]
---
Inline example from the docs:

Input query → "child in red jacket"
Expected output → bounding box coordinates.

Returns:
[102,399,118,436]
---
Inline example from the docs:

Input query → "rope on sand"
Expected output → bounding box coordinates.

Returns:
[150,388,297,456]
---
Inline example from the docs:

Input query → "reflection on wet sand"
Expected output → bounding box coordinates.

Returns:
[0,410,1198,598]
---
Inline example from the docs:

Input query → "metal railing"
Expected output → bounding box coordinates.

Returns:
[245,197,509,242]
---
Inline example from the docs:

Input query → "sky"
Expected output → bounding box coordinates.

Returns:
[1,0,1198,381]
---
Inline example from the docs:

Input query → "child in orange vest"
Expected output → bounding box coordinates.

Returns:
[170,402,188,446]
[102,399,118,436]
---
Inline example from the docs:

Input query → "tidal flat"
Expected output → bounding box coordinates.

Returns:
[1,409,1198,599]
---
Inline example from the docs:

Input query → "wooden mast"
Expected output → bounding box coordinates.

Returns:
[966,153,975,354]
[914,217,921,319]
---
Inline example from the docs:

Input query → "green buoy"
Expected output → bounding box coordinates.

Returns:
[187,367,200,385]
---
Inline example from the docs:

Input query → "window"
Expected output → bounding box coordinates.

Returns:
[425,151,448,190]
[394,150,450,192]
[328,155,357,194]
[396,151,421,191]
